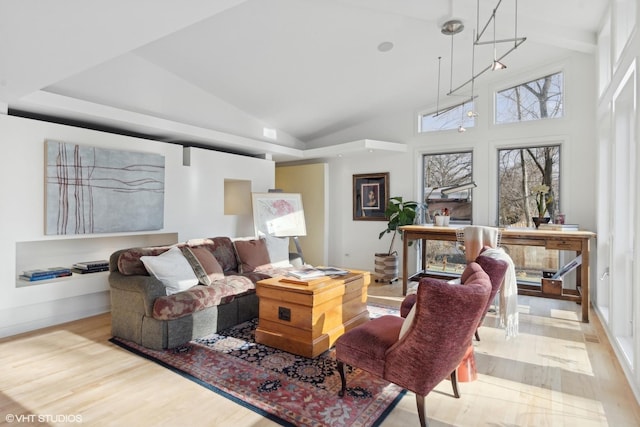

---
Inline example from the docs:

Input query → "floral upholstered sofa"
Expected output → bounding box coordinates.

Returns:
[109,236,293,350]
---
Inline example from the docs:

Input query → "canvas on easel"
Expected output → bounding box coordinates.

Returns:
[251,192,307,264]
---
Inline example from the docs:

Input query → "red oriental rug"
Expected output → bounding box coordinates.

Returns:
[110,305,404,427]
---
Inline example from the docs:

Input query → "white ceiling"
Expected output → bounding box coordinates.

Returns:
[0,0,607,161]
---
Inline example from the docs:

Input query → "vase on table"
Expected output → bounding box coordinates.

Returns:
[532,216,551,229]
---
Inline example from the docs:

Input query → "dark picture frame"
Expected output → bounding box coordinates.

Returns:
[353,172,389,221]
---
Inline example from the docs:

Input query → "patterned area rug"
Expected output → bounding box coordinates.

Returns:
[110,305,405,427]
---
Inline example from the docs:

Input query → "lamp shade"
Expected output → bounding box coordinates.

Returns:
[441,182,477,195]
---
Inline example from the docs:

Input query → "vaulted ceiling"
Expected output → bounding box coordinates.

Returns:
[0,0,606,161]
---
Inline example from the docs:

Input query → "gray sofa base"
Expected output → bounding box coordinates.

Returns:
[111,291,259,350]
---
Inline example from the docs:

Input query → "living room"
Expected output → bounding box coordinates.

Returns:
[1,1,639,425]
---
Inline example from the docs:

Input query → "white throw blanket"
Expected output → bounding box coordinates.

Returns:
[479,247,519,339]
[463,226,501,262]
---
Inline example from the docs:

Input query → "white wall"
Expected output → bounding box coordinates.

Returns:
[320,51,598,278]
[0,114,274,338]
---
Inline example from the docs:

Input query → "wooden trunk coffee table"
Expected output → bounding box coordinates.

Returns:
[255,270,370,358]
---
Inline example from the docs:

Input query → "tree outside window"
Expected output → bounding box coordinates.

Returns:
[498,145,560,227]
[496,72,563,124]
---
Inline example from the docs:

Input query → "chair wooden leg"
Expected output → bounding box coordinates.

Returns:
[337,361,347,397]
[450,370,460,398]
[416,394,428,427]
[475,329,480,341]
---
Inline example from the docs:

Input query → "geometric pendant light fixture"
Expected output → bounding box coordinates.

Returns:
[446,0,526,98]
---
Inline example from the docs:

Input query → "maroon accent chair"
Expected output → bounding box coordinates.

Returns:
[335,277,491,427]
[400,254,508,342]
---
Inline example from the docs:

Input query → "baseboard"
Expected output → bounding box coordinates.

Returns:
[0,292,110,339]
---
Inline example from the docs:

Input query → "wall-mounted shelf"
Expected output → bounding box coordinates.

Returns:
[16,270,108,288]
[15,232,178,289]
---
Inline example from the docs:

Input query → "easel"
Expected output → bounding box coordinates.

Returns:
[292,236,305,264]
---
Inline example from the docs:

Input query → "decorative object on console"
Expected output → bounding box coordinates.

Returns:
[531,183,552,228]
[532,216,551,228]
[45,140,165,235]
[434,208,451,226]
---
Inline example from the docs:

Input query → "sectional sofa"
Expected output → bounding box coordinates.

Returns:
[109,236,293,350]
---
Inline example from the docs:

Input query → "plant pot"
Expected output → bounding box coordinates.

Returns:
[374,252,398,283]
[532,216,551,228]
[434,215,450,226]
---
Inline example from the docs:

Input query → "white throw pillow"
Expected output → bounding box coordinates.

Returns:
[398,305,416,340]
[263,234,293,268]
[141,246,199,295]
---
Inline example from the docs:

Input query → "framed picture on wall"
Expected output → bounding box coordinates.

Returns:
[353,172,389,221]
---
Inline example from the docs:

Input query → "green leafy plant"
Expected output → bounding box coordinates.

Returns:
[378,196,421,255]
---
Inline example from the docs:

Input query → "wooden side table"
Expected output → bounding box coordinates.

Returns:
[255,270,370,358]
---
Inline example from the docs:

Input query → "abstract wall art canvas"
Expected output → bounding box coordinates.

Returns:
[45,141,165,235]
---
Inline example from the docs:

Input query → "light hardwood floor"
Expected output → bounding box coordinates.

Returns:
[1,284,639,427]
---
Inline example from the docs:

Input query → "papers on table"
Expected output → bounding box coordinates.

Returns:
[286,266,349,280]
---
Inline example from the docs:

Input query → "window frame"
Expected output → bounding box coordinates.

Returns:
[422,150,474,225]
[495,143,562,228]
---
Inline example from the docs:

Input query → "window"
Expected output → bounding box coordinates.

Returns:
[421,151,473,275]
[614,0,636,64]
[419,101,475,133]
[495,72,563,124]
[598,15,611,95]
[423,151,473,222]
[497,145,562,285]
[497,145,560,227]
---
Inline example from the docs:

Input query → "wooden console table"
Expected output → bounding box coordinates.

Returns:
[400,225,596,323]
[255,270,370,357]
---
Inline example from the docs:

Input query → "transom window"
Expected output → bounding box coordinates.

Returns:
[495,72,564,124]
[419,101,476,133]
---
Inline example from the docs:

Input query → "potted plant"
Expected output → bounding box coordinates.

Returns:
[433,207,451,226]
[375,197,421,283]
[531,184,553,228]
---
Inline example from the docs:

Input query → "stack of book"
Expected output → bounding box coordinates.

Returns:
[285,266,349,280]
[19,267,72,282]
[538,223,579,231]
[72,260,110,274]
[286,267,327,280]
